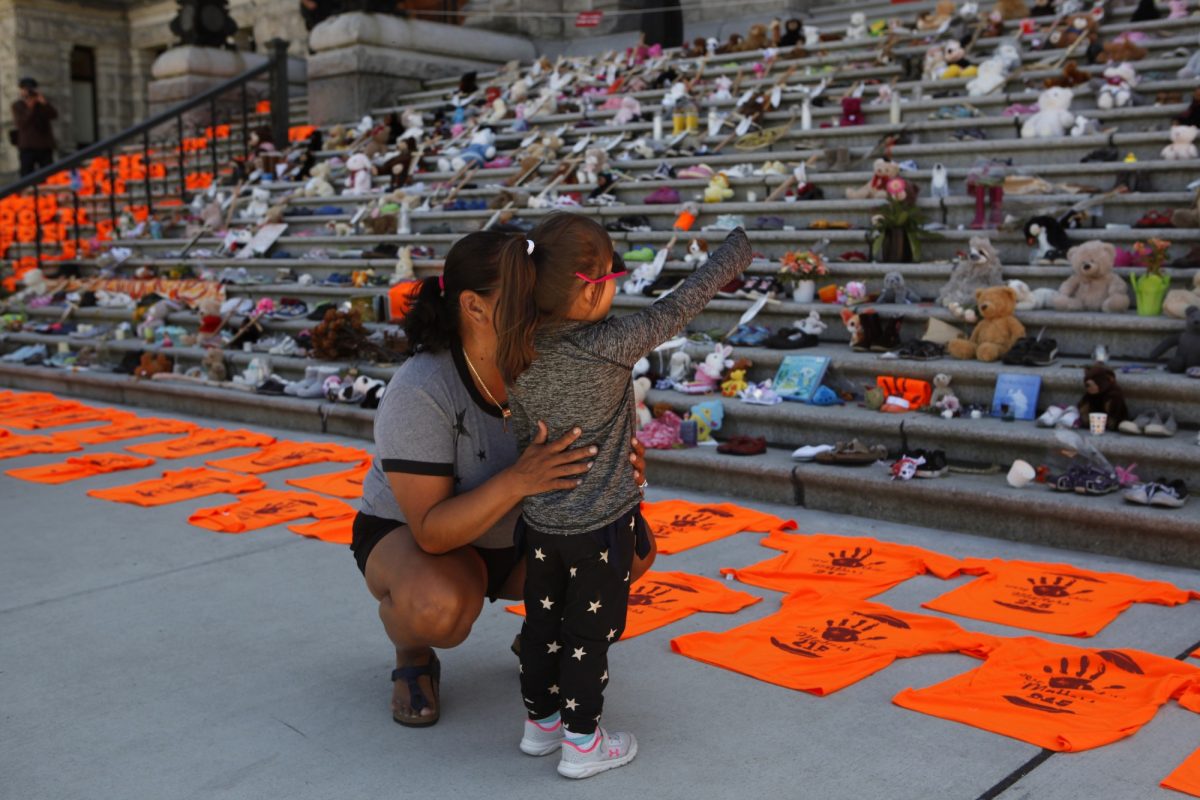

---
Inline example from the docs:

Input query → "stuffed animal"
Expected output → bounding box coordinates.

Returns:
[303,162,336,198]
[239,187,271,221]
[442,128,498,173]
[631,377,652,428]
[923,44,948,81]
[1148,305,1200,372]
[134,352,173,379]
[202,347,227,382]
[613,96,642,125]
[739,23,770,52]
[1098,38,1148,64]
[684,239,709,267]
[684,344,734,392]
[578,147,608,185]
[1077,364,1129,428]
[798,310,827,335]
[1024,215,1073,263]
[1097,62,1137,110]
[1051,241,1130,313]
[343,153,374,196]
[937,236,1004,321]
[668,351,692,383]
[846,159,901,200]
[357,375,388,410]
[721,369,749,397]
[840,97,865,126]
[1047,13,1098,49]
[1044,61,1091,89]
[1008,279,1059,311]
[137,299,176,341]
[1162,125,1199,161]
[940,41,977,79]
[703,173,735,203]
[930,372,957,407]
[947,286,1026,361]
[845,12,868,40]
[967,56,1009,96]
[1173,188,1200,228]
[1021,88,1075,139]
[1164,273,1200,319]
[839,308,867,349]
[878,271,922,304]
[993,0,1029,20]
[1180,37,1200,80]
[690,401,724,442]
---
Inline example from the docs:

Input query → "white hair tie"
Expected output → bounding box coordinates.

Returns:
[526,239,535,256]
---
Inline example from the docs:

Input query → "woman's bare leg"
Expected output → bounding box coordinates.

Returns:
[364,525,488,721]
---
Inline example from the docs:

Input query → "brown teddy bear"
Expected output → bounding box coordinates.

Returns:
[1172,187,1200,228]
[1097,38,1147,63]
[134,352,173,379]
[947,285,1026,361]
[737,24,770,52]
[1078,364,1128,429]
[1052,240,1130,313]
[994,0,1029,19]
[846,159,901,200]
[1047,14,1098,49]
[1043,61,1091,89]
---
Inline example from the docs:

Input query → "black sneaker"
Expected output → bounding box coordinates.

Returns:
[914,449,948,478]
[606,215,653,233]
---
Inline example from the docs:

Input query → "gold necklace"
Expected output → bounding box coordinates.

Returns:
[463,346,511,428]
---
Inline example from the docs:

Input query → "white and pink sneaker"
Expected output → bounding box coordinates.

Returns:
[557,727,638,779]
[519,716,563,756]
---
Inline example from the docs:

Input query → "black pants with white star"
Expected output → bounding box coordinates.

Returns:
[517,509,641,734]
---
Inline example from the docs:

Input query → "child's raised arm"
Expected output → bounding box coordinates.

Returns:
[582,228,752,366]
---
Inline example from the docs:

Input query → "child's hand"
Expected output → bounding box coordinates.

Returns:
[505,422,595,497]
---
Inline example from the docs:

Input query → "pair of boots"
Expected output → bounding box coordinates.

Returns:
[285,365,340,398]
[969,184,1004,230]
[853,311,903,352]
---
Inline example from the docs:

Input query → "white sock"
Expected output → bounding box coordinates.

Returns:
[563,726,598,745]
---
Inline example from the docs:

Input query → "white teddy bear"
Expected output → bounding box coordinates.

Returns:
[436,128,497,173]
[343,153,374,195]
[1096,62,1137,110]
[966,57,1008,97]
[239,186,271,221]
[1021,87,1075,139]
[1162,124,1199,161]
[1007,279,1059,311]
[845,12,867,40]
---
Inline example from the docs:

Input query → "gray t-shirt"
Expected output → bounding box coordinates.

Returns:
[359,347,519,549]
[509,228,752,536]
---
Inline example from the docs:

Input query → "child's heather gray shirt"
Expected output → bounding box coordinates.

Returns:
[508,228,752,535]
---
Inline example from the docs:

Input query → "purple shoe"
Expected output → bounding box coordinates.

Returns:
[644,187,681,204]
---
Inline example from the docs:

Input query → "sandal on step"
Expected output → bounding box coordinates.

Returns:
[392,651,441,727]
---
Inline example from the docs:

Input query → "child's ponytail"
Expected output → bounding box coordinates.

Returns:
[494,236,541,383]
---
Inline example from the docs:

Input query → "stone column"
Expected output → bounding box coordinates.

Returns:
[148,45,307,127]
[306,11,537,125]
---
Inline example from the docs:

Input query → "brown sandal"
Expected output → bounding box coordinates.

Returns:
[392,651,441,727]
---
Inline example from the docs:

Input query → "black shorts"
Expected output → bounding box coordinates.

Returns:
[351,512,517,602]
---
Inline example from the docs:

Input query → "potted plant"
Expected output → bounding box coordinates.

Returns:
[1129,238,1171,316]
[869,195,941,264]
[778,249,828,302]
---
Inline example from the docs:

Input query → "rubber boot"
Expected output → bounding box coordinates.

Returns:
[988,186,1004,229]
[969,184,987,229]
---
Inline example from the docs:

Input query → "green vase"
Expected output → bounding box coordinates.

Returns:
[1130,272,1170,317]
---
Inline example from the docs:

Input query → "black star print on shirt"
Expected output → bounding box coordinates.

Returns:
[477,449,487,461]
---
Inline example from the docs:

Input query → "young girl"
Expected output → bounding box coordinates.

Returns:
[495,213,751,778]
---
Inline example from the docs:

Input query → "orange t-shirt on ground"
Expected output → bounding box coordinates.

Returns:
[88,468,266,506]
[0,394,68,418]
[922,558,1199,637]
[893,636,1200,752]
[59,415,198,445]
[721,531,964,598]
[206,440,368,474]
[286,459,371,499]
[0,390,57,413]
[289,514,356,545]
[6,453,156,484]
[1,400,94,428]
[127,428,277,459]
[0,433,82,459]
[1164,747,1200,798]
[640,499,796,555]
[671,589,993,695]
[188,489,355,533]
[506,570,761,640]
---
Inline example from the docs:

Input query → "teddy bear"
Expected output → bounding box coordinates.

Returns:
[1008,279,1059,311]
[1097,38,1147,64]
[1044,61,1091,89]
[202,347,227,383]
[238,187,271,221]
[1077,364,1129,428]
[1162,124,1199,161]
[1021,88,1075,139]
[1051,241,1130,313]
[703,173,735,203]
[845,12,868,40]
[878,272,922,304]
[684,239,709,267]
[362,127,391,160]
[343,153,374,196]
[439,128,498,173]
[1047,13,1098,49]
[930,372,956,405]
[303,162,336,198]
[737,23,770,52]
[846,159,901,200]
[613,95,642,125]
[134,352,173,379]
[923,44,948,81]
[578,147,608,185]
[947,286,1026,362]
[1096,62,1137,109]
[937,236,1004,321]
[967,56,1009,96]
[1148,305,1200,372]
[721,369,749,397]
[1171,188,1200,229]
[993,0,1029,20]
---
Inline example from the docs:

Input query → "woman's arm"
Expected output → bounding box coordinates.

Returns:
[390,423,595,554]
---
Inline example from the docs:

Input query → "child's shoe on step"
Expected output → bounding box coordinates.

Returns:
[558,727,638,779]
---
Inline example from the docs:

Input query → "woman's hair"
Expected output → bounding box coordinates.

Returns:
[403,230,511,353]
[494,212,613,383]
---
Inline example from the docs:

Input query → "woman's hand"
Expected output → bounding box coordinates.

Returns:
[630,436,647,495]
[504,422,594,498]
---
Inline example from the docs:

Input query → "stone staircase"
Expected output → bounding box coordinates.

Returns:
[2,0,1199,564]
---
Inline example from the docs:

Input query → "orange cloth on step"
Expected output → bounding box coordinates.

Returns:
[720,531,964,598]
[58,415,198,444]
[285,460,371,499]
[288,514,356,545]
[0,433,82,459]
[5,405,128,430]
[671,589,993,695]
[6,453,156,484]
[126,428,276,458]
[0,391,58,414]
[893,636,1200,752]
[921,558,1200,637]
[639,499,797,555]
[506,570,761,640]
[206,440,368,474]
[1,400,95,429]
[1163,746,1200,798]
[188,489,355,533]
[88,468,266,506]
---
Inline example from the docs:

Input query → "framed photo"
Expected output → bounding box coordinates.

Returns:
[991,373,1041,421]
[774,355,830,403]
